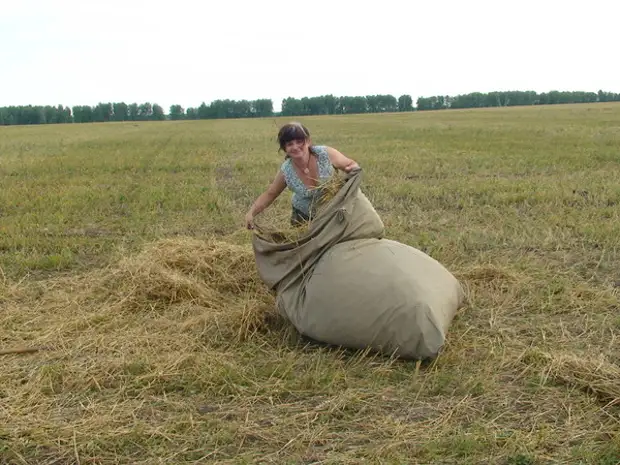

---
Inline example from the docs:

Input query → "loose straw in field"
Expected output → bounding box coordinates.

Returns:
[95,238,278,341]
[523,349,620,408]
[1,238,281,353]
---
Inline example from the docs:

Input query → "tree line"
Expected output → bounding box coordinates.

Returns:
[1,90,619,126]
[417,90,620,110]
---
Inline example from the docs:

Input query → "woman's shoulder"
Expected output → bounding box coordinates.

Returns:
[311,145,329,155]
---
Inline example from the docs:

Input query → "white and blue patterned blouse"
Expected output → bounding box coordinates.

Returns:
[280,145,334,217]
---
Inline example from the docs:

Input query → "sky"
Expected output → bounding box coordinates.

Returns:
[1,0,618,112]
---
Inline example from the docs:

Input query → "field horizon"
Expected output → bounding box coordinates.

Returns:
[1,102,619,464]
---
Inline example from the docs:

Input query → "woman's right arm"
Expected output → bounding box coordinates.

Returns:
[245,171,287,228]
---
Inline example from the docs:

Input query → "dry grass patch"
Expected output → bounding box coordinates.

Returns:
[522,349,620,409]
[0,237,288,463]
[2,235,618,464]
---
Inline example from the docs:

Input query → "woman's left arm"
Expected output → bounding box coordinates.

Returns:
[325,146,360,172]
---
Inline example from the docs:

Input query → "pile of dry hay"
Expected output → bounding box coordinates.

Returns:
[98,237,280,341]
[0,237,293,461]
[1,237,281,356]
[252,170,347,244]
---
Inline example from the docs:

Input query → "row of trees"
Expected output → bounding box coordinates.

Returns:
[280,94,414,116]
[0,103,168,126]
[1,90,619,126]
[179,99,273,120]
[417,90,620,110]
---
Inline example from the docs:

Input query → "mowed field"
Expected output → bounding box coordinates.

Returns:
[1,103,620,464]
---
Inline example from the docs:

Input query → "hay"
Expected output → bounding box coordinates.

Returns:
[104,238,261,308]
[92,237,279,341]
[523,349,620,407]
[252,170,347,244]
[0,237,294,463]
[0,237,280,350]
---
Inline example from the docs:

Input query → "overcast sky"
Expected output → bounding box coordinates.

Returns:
[1,0,618,112]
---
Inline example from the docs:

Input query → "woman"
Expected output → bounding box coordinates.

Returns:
[245,122,359,229]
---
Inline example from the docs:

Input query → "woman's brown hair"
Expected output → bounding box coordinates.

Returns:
[277,122,316,158]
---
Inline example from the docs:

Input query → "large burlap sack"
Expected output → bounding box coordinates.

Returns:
[300,238,464,359]
[252,168,465,360]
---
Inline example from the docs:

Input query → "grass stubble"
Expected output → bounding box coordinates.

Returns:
[1,103,620,464]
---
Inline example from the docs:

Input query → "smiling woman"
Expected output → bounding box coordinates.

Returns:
[244,122,359,229]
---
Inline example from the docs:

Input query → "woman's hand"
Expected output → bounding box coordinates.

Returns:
[245,211,254,230]
[342,160,360,172]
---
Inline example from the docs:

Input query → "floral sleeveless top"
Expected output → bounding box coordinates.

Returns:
[280,145,334,216]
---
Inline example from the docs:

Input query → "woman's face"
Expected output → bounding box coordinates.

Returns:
[285,138,310,159]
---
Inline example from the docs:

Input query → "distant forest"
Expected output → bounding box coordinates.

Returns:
[2,90,619,126]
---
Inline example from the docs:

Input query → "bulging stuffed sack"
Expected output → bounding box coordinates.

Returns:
[252,168,465,360]
[299,237,463,359]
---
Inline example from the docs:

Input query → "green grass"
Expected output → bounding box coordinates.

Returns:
[1,103,619,464]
